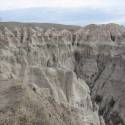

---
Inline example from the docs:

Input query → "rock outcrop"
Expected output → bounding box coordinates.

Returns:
[74,24,125,125]
[0,22,125,125]
[0,22,102,125]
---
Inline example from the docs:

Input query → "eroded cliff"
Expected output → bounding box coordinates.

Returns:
[0,22,125,125]
[0,22,103,125]
[74,24,125,125]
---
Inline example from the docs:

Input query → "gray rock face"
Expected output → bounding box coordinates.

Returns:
[0,23,102,125]
[74,24,125,125]
[1,22,125,125]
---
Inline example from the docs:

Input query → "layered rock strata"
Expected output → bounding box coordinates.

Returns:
[1,22,125,125]
[0,23,102,125]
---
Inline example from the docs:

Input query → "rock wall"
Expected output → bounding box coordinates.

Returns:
[74,24,125,125]
[0,23,103,125]
[1,22,125,125]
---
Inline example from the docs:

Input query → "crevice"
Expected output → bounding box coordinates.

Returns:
[95,95,103,104]
[109,97,115,108]
[72,34,76,45]
[110,33,116,42]
[74,50,81,63]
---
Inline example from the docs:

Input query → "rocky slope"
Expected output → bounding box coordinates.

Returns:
[74,24,125,125]
[0,22,125,125]
[0,22,103,125]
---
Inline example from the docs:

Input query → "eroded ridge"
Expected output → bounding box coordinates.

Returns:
[1,22,125,125]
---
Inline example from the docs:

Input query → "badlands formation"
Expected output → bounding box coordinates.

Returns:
[0,22,124,125]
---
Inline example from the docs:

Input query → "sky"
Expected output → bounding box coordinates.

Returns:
[0,0,125,25]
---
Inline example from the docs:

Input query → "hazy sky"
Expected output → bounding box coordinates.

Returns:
[0,0,125,25]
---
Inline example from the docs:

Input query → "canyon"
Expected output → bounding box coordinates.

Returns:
[0,22,125,125]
